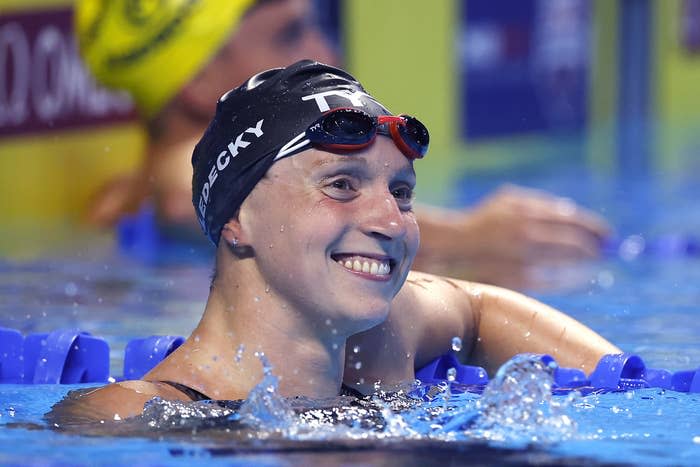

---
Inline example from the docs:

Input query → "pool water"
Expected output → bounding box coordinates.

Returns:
[2,170,700,465]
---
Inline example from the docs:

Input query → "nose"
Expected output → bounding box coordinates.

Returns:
[358,191,408,241]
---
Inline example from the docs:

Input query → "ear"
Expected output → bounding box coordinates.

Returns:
[220,213,255,259]
[220,217,244,248]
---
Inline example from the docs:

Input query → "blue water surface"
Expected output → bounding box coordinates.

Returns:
[1,170,700,465]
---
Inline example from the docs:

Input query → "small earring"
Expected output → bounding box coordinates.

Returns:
[231,237,239,248]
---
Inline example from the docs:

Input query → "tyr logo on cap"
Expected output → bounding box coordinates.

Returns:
[302,90,381,112]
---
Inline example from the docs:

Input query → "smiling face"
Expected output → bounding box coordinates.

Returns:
[236,136,420,333]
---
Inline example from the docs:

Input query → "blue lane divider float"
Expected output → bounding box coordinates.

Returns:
[603,234,700,259]
[123,335,185,380]
[1,326,699,393]
[0,327,109,384]
[116,203,213,264]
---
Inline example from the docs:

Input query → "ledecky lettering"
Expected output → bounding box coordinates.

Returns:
[198,119,264,228]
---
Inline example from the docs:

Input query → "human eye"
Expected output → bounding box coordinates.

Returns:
[275,18,306,46]
[331,178,353,190]
[391,184,415,210]
[322,176,359,200]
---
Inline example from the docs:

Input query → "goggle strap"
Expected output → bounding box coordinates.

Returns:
[387,123,418,160]
[275,131,310,161]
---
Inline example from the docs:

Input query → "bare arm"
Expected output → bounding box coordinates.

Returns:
[392,272,620,377]
[413,185,610,288]
[462,281,621,375]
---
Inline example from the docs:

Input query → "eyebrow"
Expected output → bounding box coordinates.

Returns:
[310,155,368,170]
[310,155,416,182]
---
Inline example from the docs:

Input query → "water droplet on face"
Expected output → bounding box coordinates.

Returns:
[194,335,200,343]
[235,344,245,363]
[451,336,462,352]
[447,367,457,382]
[280,225,285,232]
[353,345,360,353]
[254,296,261,302]
[265,285,270,293]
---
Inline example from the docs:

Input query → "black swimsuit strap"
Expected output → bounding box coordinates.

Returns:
[159,380,212,401]
[339,383,365,398]
[158,380,364,402]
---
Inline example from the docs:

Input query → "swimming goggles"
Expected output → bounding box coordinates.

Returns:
[275,107,430,161]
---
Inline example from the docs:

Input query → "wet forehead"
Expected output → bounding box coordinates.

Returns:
[295,139,416,176]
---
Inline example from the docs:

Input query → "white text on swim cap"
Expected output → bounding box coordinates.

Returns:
[198,119,264,226]
[302,90,379,112]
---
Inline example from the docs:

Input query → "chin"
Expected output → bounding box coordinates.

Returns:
[344,299,391,333]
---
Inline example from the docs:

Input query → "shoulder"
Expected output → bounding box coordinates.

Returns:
[391,271,484,365]
[395,270,482,318]
[46,380,191,426]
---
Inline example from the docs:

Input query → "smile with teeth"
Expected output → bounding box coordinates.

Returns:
[335,256,392,276]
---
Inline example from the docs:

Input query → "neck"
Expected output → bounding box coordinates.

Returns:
[164,259,353,400]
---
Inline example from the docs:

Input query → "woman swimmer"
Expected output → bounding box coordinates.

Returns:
[49,60,620,422]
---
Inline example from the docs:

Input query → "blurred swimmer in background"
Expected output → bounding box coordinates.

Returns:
[48,61,619,421]
[75,0,610,288]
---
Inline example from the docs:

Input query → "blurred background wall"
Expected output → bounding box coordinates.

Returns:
[0,0,145,255]
[2,0,700,256]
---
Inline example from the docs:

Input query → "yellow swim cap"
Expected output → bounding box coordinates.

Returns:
[76,0,256,119]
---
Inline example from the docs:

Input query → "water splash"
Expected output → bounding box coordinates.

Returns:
[237,352,296,435]
[466,354,578,443]
[130,354,580,446]
[140,398,235,430]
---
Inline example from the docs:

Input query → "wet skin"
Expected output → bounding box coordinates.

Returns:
[50,139,621,424]
[235,136,420,331]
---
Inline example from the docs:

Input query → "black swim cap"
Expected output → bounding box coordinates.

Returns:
[192,59,391,246]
